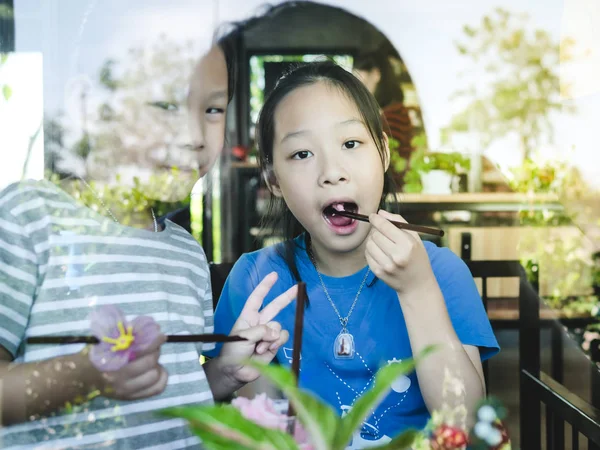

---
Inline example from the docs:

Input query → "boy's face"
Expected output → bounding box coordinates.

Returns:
[186,45,229,179]
[353,68,380,95]
[142,45,229,202]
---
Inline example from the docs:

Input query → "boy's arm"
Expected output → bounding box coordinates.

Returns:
[0,334,168,426]
[0,345,104,425]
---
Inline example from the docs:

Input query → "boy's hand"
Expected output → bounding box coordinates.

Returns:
[96,334,168,400]
[220,272,297,384]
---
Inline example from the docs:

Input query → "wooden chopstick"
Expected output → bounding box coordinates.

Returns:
[26,334,247,345]
[333,210,444,237]
[287,281,307,430]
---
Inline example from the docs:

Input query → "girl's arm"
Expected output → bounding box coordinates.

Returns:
[399,285,485,423]
[203,272,295,401]
[366,210,497,424]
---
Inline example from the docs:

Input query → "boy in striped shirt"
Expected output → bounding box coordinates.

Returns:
[0,32,292,450]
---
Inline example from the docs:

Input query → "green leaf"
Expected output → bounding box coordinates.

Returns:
[250,362,340,450]
[161,404,299,450]
[364,429,421,450]
[333,346,436,449]
[2,84,12,101]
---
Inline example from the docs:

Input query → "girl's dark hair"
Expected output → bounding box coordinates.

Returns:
[256,60,400,282]
[353,49,404,108]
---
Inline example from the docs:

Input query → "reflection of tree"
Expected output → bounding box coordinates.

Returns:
[54,34,198,180]
[46,35,201,227]
[442,10,600,339]
[443,8,576,162]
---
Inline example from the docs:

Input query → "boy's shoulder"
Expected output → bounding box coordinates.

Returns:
[1,179,62,200]
[0,180,70,222]
[1,179,70,210]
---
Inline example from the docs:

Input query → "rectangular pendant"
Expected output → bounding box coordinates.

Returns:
[334,332,355,359]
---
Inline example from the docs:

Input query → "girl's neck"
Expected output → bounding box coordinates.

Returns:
[308,236,367,277]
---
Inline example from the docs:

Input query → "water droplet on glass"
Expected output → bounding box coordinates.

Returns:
[25,379,31,385]
[104,400,110,406]
[87,413,95,422]
[29,415,36,421]
[41,418,48,425]
[54,362,62,372]
[47,428,56,435]
[44,400,50,406]
[66,362,76,370]
[26,388,33,395]
[32,371,40,377]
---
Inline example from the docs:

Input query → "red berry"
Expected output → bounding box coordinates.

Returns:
[430,424,469,449]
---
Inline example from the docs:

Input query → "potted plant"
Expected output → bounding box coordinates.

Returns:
[162,358,425,450]
[389,134,470,194]
[161,355,511,449]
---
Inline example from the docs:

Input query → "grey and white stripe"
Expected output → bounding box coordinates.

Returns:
[0,180,214,449]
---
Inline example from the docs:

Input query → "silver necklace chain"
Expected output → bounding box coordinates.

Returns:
[308,245,370,330]
[78,178,158,232]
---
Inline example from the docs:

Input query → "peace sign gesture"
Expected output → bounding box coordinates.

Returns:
[219,272,298,384]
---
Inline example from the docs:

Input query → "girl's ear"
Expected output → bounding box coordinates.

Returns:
[263,167,283,197]
[382,132,391,172]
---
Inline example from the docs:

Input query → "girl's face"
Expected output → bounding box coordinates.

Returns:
[270,81,388,255]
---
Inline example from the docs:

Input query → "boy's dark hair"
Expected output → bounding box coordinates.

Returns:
[353,49,404,108]
[256,60,399,282]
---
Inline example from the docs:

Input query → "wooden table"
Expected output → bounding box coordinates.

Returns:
[386,192,564,212]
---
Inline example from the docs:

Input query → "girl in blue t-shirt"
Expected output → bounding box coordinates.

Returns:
[206,60,499,448]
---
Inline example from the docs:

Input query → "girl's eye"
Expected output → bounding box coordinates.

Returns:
[291,150,313,160]
[343,140,361,150]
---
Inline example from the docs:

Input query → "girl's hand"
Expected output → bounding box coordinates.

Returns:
[220,272,297,384]
[365,210,436,295]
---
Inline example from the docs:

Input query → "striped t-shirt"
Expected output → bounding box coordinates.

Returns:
[0,180,214,449]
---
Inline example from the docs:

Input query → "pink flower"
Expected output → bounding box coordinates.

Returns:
[88,305,160,372]
[232,394,313,449]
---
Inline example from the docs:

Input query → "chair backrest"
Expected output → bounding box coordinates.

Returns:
[464,260,538,399]
[464,259,537,310]
[209,262,235,310]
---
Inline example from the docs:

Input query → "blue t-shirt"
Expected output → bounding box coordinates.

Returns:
[206,236,499,447]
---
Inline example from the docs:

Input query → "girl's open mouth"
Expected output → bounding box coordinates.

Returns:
[322,202,359,234]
